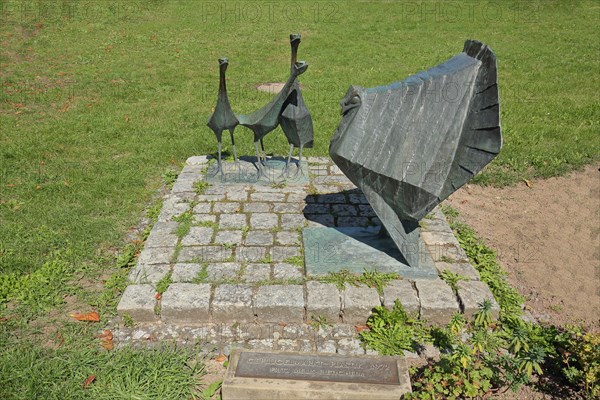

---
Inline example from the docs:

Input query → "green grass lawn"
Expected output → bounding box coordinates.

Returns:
[0,0,598,397]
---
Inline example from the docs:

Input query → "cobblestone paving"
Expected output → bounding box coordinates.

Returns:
[116,156,499,353]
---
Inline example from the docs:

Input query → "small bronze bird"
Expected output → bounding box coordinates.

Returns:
[207,58,239,175]
[279,33,314,175]
[237,61,309,177]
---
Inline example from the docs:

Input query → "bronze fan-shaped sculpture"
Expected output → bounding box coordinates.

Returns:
[330,40,502,268]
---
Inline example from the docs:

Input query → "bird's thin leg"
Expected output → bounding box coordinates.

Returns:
[293,144,304,177]
[229,129,238,164]
[260,138,266,164]
[284,143,294,178]
[217,140,223,176]
[254,141,264,179]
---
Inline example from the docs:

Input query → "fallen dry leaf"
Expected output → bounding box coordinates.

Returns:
[100,339,114,350]
[523,179,533,188]
[70,311,100,322]
[82,375,96,388]
[99,329,114,350]
[215,354,227,363]
[354,324,369,333]
[98,329,113,341]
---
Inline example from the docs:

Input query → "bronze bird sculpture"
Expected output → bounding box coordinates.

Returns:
[237,61,309,177]
[207,58,239,175]
[279,34,314,175]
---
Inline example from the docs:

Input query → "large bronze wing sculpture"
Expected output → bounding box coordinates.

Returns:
[329,40,502,268]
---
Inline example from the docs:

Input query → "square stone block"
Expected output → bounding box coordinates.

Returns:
[286,192,308,202]
[303,203,331,214]
[219,213,247,229]
[382,280,420,315]
[434,261,480,280]
[181,227,213,246]
[226,189,249,202]
[161,283,211,323]
[137,246,174,266]
[243,264,271,283]
[457,280,500,320]
[280,213,306,229]
[206,262,241,282]
[236,246,267,263]
[144,221,179,248]
[192,202,212,214]
[213,202,241,213]
[250,213,279,229]
[426,243,469,263]
[214,230,243,246]
[172,263,203,283]
[212,284,254,323]
[178,246,233,263]
[273,203,303,213]
[193,213,216,224]
[254,285,305,323]
[342,285,381,324]
[185,155,209,165]
[306,281,341,323]
[414,278,459,325]
[245,230,273,246]
[275,231,301,246]
[421,231,460,247]
[243,202,271,213]
[317,193,346,203]
[332,204,358,217]
[117,284,156,323]
[128,263,170,284]
[158,197,189,222]
[273,263,303,280]
[250,192,286,202]
[271,246,301,262]
[420,217,453,234]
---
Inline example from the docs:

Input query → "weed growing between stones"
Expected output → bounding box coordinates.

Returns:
[439,270,467,294]
[317,269,399,293]
[173,210,194,238]
[155,273,172,295]
[162,169,179,188]
[192,264,209,284]
[309,315,333,330]
[194,180,211,195]
[360,301,429,355]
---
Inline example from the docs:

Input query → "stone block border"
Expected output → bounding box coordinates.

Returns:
[116,156,500,352]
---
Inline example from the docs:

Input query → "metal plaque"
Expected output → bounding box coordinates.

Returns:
[235,352,400,385]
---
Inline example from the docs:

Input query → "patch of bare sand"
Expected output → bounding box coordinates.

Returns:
[448,164,600,328]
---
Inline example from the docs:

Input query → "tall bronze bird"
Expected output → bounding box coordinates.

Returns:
[279,34,314,174]
[207,58,239,175]
[237,61,309,177]
[330,40,502,268]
